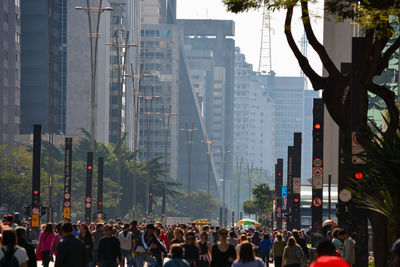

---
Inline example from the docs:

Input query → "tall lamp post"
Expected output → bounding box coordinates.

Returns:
[220,145,231,226]
[156,105,176,221]
[180,122,198,199]
[106,32,136,219]
[246,162,254,200]
[124,65,149,219]
[200,137,216,196]
[234,155,246,221]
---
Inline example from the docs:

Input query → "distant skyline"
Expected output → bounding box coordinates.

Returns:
[177,0,324,79]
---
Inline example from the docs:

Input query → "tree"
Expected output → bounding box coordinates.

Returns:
[242,183,274,222]
[242,200,258,216]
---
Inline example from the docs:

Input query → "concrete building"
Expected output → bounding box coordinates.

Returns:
[233,48,274,189]
[0,0,21,147]
[20,0,67,135]
[65,0,111,143]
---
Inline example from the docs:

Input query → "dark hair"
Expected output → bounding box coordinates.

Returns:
[15,227,26,242]
[219,228,228,235]
[185,231,195,239]
[316,239,337,256]
[104,224,113,232]
[96,223,104,230]
[229,231,237,238]
[237,242,255,263]
[263,234,270,240]
[170,244,184,258]
[2,229,17,254]
[338,229,346,236]
[56,222,62,233]
[130,220,138,227]
[332,228,340,238]
[276,234,283,241]
[79,223,92,241]
[287,237,297,247]
[44,223,54,233]
[61,222,74,233]
[200,231,208,241]
[292,230,299,239]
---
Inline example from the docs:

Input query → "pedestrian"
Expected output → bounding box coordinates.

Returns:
[170,228,185,247]
[182,231,199,267]
[310,239,349,267]
[159,225,170,251]
[0,228,29,267]
[118,224,134,267]
[135,223,167,267]
[37,223,56,267]
[228,231,238,247]
[55,222,87,267]
[272,234,285,267]
[50,223,63,258]
[259,234,272,266]
[92,223,105,265]
[79,223,94,267]
[343,230,355,265]
[210,228,236,267]
[15,227,36,267]
[392,239,400,267]
[163,244,190,267]
[282,237,303,267]
[232,242,265,267]
[198,231,211,267]
[98,224,122,267]
[292,230,309,266]
[331,229,344,256]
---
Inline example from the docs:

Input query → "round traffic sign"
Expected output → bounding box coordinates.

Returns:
[352,134,360,146]
[64,201,71,207]
[312,197,322,207]
[97,213,103,218]
[32,207,40,215]
[313,167,322,177]
[85,203,92,209]
[313,158,323,167]
[64,193,71,200]
[85,197,92,203]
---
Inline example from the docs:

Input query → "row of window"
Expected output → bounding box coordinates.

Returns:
[141,29,173,37]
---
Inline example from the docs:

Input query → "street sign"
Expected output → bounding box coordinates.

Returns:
[313,158,323,167]
[85,203,92,209]
[64,193,71,200]
[339,189,352,202]
[63,207,71,219]
[85,197,92,203]
[352,132,365,164]
[97,213,102,218]
[312,197,322,207]
[64,201,71,207]
[312,167,322,177]
[32,207,39,215]
[31,214,39,227]
[312,176,323,189]
[293,177,301,194]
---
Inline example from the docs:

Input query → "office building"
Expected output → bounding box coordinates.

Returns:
[20,0,67,135]
[0,0,21,147]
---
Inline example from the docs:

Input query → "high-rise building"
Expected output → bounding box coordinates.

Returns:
[233,48,274,183]
[65,0,111,143]
[0,0,21,147]
[261,73,305,180]
[20,0,67,135]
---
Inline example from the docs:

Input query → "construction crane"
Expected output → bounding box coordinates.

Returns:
[299,31,308,90]
[258,4,272,74]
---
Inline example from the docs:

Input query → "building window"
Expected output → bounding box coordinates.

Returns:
[15,32,20,44]
[15,0,20,7]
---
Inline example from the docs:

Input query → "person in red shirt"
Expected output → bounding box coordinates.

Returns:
[310,239,350,267]
[158,225,169,250]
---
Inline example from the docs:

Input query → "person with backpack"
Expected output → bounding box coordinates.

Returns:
[282,237,303,267]
[15,227,36,267]
[0,228,29,267]
[259,234,272,266]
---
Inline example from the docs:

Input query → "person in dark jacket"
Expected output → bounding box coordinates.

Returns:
[98,224,121,267]
[182,231,199,267]
[55,222,87,267]
[15,227,37,267]
[293,230,309,265]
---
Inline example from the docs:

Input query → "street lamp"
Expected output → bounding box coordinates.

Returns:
[246,162,255,200]
[156,105,176,221]
[124,65,150,219]
[219,145,231,226]
[234,155,246,221]
[200,137,216,196]
[180,122,198,199]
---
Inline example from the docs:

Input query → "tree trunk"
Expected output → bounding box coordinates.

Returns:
[369,211,388,267]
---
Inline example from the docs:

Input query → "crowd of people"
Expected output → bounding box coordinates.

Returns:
[0,216,399,267]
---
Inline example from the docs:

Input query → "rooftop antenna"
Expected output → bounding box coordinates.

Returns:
[299,31,308,89]
[258,4,272,74]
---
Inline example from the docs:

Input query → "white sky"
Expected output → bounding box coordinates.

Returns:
[177,0,325,77]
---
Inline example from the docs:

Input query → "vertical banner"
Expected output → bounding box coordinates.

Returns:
[63,138,72,219]
[286,146,294,230]
[31,125,41,234]
[97,157,104,222]
[275,158,283,230]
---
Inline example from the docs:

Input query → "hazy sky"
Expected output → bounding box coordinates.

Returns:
[177,0,324,78]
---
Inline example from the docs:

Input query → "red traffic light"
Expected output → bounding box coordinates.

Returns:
[294,198,299,203]
[98,201,102,205]
[162,213,165,217]
[355,172,364,180]
[149,193,153,196]
[314,123,321,129]
[278,172,281,176]
[33,190,39,195]
[88,165,92,170]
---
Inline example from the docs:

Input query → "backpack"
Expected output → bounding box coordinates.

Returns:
[0,247,19,267]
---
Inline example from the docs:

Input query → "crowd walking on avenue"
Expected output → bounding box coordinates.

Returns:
[0,215,399,267]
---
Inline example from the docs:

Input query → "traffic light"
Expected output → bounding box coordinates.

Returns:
[355,172,364,180]
[97,157,104,215]
[313,123,323,143]
[85,152,94,222]
[294,197,300,203]
[149,184,153,213]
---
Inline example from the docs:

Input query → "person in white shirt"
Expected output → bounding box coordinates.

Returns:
[0,228,29,267]
[343,231,355,266]
[118,224,134,267]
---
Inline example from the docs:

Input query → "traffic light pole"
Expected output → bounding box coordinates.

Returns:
[31,125,42,239]
[275,159,283,230]
[63,138,73,220]
[85,152,94,222]
[97,157,104,222]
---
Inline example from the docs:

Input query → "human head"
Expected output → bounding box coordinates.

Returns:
[219,228,229,241]
[292,229,299,239]
[185,231,196,245]
[316,239,337,257]
[96,223,104,231]
[200,231,208,242]
[146,223,156,235]
[55,222,62,233]
[123,224,130,232]
[130,220,138,227]
[15,227,27,242]
[392,239,400,267]
[170,244,184,258]
[263,234,270,240]
[1,228,17,252]
[174,228,184,240]
[229,231,236,239]
[276,234,283,242]
[287,237,297,247]
[61,222,74,236]
[237,242,255,263]
[104,224,113,237]
[337,229,346,242]
[79,223,89,236]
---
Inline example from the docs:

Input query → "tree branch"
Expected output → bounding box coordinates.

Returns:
[284,6,326,90]
[300,0,341,78]
[376,35,400,75]
[368,82,399,140]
